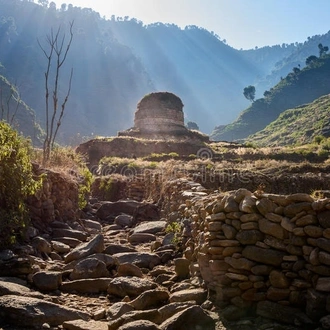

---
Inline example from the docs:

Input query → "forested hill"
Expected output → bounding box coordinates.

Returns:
[211,54,330,141]
[0,0,329,144]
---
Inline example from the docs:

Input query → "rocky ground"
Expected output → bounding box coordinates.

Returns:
[0,195,324,330]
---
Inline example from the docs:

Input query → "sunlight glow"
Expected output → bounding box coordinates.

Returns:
[50,0,330,50]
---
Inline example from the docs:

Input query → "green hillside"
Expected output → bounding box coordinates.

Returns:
[246,94,330,146]
[211,53,330,141]
[0,74,43,144]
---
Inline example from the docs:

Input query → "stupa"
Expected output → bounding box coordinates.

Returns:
[119,91,208,142]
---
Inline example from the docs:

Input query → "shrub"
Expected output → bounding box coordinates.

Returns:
[99,177,121,201]
[165,221,183,246]
[314,135,325,145]
[78,167,93,209]
[0,121,42,247]
[168,152,179,158]
[32,146,93,210]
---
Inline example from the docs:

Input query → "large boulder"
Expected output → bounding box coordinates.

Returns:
[113,252,161,269]
[129,233,157,244]
[52,228,88,242]
[96,200,143,220]
[107,277,157,298]
[32,271,62,292]
[117,263,144,278]
[129,289,170,310]
[107,302,135,319]
[64,234,105,263]
[118,320,160,330]
[115,214,134,228]
[108,309,161,330]
[0,295,90,327]
[61,278,112,293]
[132,221,166,235]
[63,319,108,330]
[104,244,136,255]
[0,277,44,298]
[169,288,207,305]
[70,257,109,280]
[159,305,215,330]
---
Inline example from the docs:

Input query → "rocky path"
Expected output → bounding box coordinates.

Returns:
[0,195,316,330]
[0,198,228,330]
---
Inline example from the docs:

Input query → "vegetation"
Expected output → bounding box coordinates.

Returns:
[165,221,183,246]
[31,146,93,210]
[211,53,330,141]
[99,177,122,201]
[186,121,199,130]
[0,121,42,247]
[246,94,330,147]
[243,85,256,102]
[3,1,330,141]
[0,75,43,144]
[3,1,330,253]
[318,43,329,57]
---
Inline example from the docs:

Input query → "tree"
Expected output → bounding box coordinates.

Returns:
[292,67,300,74]
[318,43,329,57]
[186,121,199,130]
[263,90,271,98]
[38,0,49,6]
[243,85,256,102]
[38,21,74,164]
[306,55,318,66]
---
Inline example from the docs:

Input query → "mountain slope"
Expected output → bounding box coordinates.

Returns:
[246,94,330,146]
[0,73,43,143]
[210,54,330,141]
[0,0,302,143]
[2,1,330,144]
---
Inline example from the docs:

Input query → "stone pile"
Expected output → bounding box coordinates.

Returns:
[182,188,330,328]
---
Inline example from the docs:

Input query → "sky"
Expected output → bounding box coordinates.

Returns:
[51,0,330,50]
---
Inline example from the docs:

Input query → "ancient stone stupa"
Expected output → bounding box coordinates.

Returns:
[119,91,208,142]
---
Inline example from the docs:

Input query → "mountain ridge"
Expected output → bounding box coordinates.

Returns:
[210,53,330,141]
[1,0,330,144]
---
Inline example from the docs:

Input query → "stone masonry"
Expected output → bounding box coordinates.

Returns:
[157,178,330,326]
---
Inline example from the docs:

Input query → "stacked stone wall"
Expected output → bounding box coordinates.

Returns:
[27,166,79,230]
[184,188,330,322]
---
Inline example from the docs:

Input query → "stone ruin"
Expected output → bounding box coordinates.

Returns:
[76,91,209,166]
[118,91,209,142]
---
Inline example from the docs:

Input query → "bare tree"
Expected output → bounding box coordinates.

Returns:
[38,21,74,164]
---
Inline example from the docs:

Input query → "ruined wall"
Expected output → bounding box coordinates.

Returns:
[183,188,330,323]
[145,176,330,324]
[76,137,206,166]
[27,166,80,230]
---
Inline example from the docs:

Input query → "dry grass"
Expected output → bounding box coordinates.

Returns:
[31,147,87,178]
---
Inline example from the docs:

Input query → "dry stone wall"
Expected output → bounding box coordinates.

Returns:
[182,188,330,323]
[27,166,80,230]
[153,178,330,324]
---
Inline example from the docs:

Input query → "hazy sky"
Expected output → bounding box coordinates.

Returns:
[51,0,330,49]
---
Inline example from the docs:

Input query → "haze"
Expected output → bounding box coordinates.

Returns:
[51,0,330,49]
